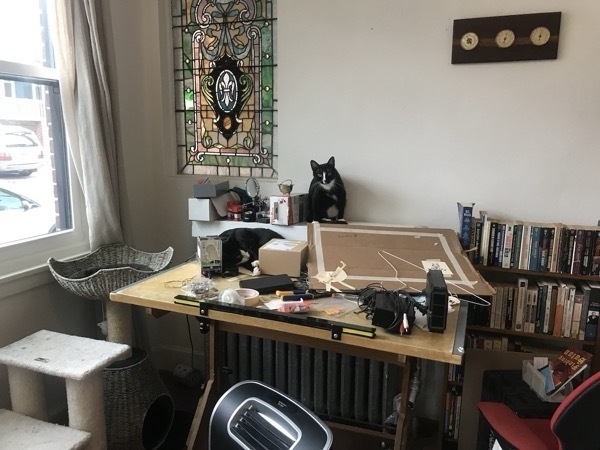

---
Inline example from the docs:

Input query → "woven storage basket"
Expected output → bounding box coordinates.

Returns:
[103,348,174,449]
[48,243,174,301]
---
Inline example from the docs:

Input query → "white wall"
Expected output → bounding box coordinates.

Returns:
[107,0,600,258]
[98,0,600,421]
[2,0,598,424]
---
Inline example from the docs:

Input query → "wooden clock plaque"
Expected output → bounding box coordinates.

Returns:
[451,12,561,64]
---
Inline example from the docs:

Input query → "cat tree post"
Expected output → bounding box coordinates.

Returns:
[106,300,133,346]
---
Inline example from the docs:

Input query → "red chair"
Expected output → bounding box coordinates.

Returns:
[477,370,600,450]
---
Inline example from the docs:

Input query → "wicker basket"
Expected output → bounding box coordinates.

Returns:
[48,243,174,301]
[103,348,174,449]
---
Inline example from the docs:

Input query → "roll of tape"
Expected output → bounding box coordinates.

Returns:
[219,288,243,305]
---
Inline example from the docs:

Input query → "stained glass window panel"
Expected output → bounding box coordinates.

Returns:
[172,0,277,178]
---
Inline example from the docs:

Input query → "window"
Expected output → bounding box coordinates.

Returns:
[172,0,278,178]
[0,0,88,282]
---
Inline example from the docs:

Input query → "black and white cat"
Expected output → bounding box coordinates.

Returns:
[220,228,283,275]
[306,156,347,222]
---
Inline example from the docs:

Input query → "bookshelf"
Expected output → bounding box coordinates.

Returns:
[471,265,600,373]
[440,215,600,449]
[437,266,600,449]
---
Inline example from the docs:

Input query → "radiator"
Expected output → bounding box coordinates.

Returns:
[224,332,402,427]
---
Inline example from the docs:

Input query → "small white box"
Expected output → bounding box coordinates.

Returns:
[522,360,571,402]
[188,198,220,222]
[269,193,307,225]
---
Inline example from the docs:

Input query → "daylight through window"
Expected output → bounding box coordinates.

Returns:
[0,1,74,251]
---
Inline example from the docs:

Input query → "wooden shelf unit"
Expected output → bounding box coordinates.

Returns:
[438,265,600,449]
[473,265,600,372]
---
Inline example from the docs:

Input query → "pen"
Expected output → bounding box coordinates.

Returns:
[276,290,307,296]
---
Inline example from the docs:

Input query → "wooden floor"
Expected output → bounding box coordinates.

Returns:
[158,370,204,450]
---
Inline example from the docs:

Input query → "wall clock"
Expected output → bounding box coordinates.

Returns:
[451,12,561,64]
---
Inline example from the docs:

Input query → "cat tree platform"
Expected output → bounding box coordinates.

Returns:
[0,409,91,449]
[0,330,131,450]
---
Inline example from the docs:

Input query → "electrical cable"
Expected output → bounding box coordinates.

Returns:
[186,314,194,369]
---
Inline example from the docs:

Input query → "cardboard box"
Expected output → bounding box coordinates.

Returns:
[259,239,308,277]
[188,198,221,221]
[269,193,307,225]
[193,181,229,198]
[306,222,495,296]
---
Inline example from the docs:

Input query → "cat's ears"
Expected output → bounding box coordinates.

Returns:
[310,156,335,170]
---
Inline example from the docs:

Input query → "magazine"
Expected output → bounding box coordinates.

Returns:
[538,347,592,395]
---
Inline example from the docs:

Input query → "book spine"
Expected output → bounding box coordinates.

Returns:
[501,285,509,330]
[541,282,551,334]
[519,224,532,270]
[562,284,576,338]
[479,211,490,266]
[579,283,591,340]
[564,228,577,274]
[535,282,546,334]
[580,230,595,276]
[530,288,538,333]
[505,286,514,330]
[553,285,565,337]
[584,283,600,341]
[556,226,569,273]
[471,219,482,264]
[457,202,474,250]
[488,222,498,267]
[502,223,514,269]
[528,226,541,271]
[546,226,557,272]
[571,290,583,339]
[547,282,558,335]
[570,229,586,275]
[514,278,528,332]
[591,231,600,276]
[538,227,550,271]
[511,224,523,269]
[494,223,505,267]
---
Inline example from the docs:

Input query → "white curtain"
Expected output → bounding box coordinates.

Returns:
[49,0,123,249]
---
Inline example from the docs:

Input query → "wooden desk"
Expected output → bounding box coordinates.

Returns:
[110,262,467,450]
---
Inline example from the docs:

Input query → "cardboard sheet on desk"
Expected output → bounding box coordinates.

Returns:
[307,222,494,296]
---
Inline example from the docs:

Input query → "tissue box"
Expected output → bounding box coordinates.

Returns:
[522,360,571,402]
[269,193,307,225]
[188,198,221,221]
[193,181,229,198]
[259,239,308,277]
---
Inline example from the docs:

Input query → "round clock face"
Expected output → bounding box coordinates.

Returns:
[460,32,479,51]
[495,29,515,48]
[530,26,551,46]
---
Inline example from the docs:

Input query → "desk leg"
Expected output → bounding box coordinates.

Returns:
[394,357,413,450]
[187,323,227,450]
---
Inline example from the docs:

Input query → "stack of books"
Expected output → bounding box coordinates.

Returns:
[466,213,600,275]
[468,280,600,342]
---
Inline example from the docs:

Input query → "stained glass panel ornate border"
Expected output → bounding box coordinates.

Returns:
[172,0,277,177]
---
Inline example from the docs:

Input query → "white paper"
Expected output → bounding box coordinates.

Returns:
[421,260,453,276]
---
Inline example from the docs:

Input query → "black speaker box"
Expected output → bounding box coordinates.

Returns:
[425,269,448,333]
[239,274,294,294]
